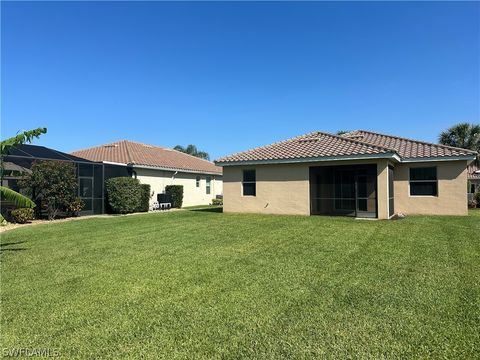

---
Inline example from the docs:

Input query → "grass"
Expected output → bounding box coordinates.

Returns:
[1,209,479,359]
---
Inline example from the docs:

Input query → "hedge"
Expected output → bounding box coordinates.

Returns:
[165,185,183,208]
[106,177,151,214]
[137,183,151,212]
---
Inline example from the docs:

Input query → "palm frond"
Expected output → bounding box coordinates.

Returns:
[0,186,35,208]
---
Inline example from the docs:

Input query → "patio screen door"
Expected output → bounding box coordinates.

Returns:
[310,164,377,218]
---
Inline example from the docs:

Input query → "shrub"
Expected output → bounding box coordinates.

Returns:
[105,177,143,214]
[11,208,34,224]
[475,192,480,208]
[211,198,223,206]
[136,184,151,212]
[19,160,78,220]
[165,185,183,208]
[67,197,84,217]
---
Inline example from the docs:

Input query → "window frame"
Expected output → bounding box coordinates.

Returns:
[206,176,211,195]
[196,176,200,188]
[409,166,438,197]
[242,169,256,197]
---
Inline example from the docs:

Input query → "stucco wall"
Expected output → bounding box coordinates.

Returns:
[393,160,468,216]
[223,159,392,217]
[223,163,310,215]
[135,168,223,207]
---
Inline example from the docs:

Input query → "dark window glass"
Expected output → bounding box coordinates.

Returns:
[410,182,438,196]
[410,167,437,181]
[409,167,437,196]
[79,164,93,177]
[196,176,200,187]
[242,170,256,196]
[79,178,93,197]
[82,198,93,211]
[206,177,211,195]
[243,183,256,196]
[94,165,103,198]
[243,170,256,182]
[93,199,103,214]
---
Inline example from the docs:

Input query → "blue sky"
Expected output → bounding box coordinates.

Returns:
[2,1,479,160]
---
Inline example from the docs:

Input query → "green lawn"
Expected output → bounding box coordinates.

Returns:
[1,209,479,359]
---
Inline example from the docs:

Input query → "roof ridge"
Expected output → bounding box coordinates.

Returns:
[169,147,218,165]
[216,130,398,163]
[71,140,125,154]
[354,129,478,154]
[215,131,322,162]
[313,131,398,154]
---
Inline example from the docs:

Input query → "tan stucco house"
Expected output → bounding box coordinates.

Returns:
[215,130,477,219]
[72,140,222,207]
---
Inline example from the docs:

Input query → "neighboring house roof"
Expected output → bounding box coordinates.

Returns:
[215,130,477,166]
[5,144,96,163]
[468,161,480,180]
[215,131,399,164]
[342,130,477,160]
[71,140,222,175]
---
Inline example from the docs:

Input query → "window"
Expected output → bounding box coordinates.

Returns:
[242,170,256,196]
[196,176,200,188]
[409,167,437,196]
[206,177,211,195]
[469,183,476,194]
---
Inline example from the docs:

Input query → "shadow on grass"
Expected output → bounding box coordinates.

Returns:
[0,241,27,253]
[188,207,223,213]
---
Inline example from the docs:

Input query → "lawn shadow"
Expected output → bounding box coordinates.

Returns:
[188,207,223,213]
[0,241,28,253]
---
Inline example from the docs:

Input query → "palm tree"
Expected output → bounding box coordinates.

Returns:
[1,128,47,222]
[439,123,480,154]
[174,144,210,160]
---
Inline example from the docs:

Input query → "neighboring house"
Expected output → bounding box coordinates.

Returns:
[468,161,480,200]
[215,130,477,219]
[72,140,223,207]
[1,144,130,215]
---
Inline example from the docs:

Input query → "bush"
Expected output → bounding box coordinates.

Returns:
[67,197,84,217]
[136,184,151,212]
[165,185,183,208]
[106,177,143,214]
[11,208,34,224]
[211,198,223,206]
[475,192,480,208]
[18,160,78,220]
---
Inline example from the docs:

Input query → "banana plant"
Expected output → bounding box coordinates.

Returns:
[0,127,47,223]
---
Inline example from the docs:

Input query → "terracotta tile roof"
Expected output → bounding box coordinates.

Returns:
[216,130,477,165]
[468,161,480,180]
[342,130,477,159]
[72,140,222,175]
[215,131,397,164]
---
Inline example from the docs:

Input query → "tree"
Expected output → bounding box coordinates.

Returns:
[0,128,47,222]
[173,144,210,160]
[19,160,79,220]
[336,130,350,136]
[439,123,480,154]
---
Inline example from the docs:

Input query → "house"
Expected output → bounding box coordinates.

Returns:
[468,161,480,199]
[72,140,223,207]
[215,130,477,219]
[1,144,130,216]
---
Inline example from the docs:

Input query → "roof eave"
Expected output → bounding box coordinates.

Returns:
[216,152,401,167]
[130,163,222,175]
[400,155,477,163]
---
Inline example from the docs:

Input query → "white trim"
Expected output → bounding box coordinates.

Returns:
[217,152,401,167]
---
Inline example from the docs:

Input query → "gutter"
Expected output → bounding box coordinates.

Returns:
[103,161,222,176]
